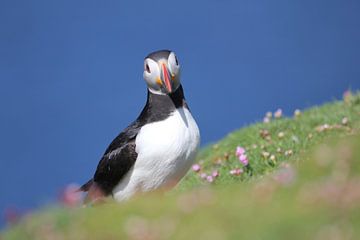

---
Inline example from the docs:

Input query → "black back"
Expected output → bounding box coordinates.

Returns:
[80,85,188,196]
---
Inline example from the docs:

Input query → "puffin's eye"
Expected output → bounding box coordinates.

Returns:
[145,64,151,73]
[175,56,179,65]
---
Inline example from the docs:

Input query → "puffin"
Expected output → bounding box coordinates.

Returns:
[80,50,200,202]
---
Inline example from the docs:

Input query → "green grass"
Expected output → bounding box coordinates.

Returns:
[3,92,360,240]
[179,91,360,188]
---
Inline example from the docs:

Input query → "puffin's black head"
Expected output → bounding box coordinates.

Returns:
[143,50,181,95]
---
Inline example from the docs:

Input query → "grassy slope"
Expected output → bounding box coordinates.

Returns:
[3,92,360,240]
[179,92,360,188]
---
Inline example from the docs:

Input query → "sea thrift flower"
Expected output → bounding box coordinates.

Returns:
[60,184,82,207]
[200,173,207,179]
[343,90,352,104]
[4,207,20,225]
[236,146,249,166]
[236,146,246,157]
[192,164,201,172]
[263,117,270,123]
[343,90,351,98]
[274,109,283,118]
[212,170,219,178]
[230,168,243,176]
[206,175,214,183]
[239,154,249,166]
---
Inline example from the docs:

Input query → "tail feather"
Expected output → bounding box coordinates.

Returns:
[78,179,94,192]
[78,179,107,204]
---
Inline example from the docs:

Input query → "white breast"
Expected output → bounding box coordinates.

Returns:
[112,107,200,201]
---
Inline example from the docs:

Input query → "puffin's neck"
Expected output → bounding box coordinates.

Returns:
[147,84,188,110]
[137,85,189,124]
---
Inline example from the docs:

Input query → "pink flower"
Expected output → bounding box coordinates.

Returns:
[206,175,214,183]
[263,117,270,123]
[200,173,207,179]
[4,207,21,225]
[343,90,353,104]
[192,164,201,172]
[343,90,351,99]
[212,170,219,178]
[239,154,249,166]
[236,146,246,157]
[230,168,243,176]
[274,109,283,118]
[60,184,82,207]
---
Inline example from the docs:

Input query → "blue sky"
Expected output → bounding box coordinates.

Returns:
[0,0,359,225]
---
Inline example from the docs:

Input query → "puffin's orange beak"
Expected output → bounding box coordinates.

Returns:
[161,63,172,93]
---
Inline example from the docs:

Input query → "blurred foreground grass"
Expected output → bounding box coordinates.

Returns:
[2,92,360,240]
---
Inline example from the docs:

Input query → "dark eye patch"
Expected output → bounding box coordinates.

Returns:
[145,64,151,73]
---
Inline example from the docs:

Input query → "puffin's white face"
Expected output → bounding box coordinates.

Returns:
[143,50,181,95]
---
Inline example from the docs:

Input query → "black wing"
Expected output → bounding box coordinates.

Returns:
[80,121,141,196]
